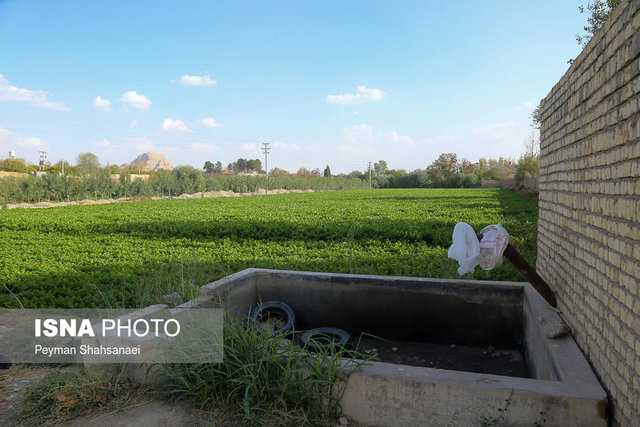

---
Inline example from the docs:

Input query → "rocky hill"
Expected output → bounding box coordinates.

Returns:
[121,152,173,172]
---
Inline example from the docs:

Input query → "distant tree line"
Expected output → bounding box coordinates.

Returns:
[346,154,519,189]
[346,138,539,190]
[1,141,539,204]
[1,152,119,176]
[0,166,367,205]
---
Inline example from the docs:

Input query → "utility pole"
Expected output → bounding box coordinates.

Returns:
[39,151,47,171]
[261,142,271,195]
[62,160,65,176]
[367,161,372,189]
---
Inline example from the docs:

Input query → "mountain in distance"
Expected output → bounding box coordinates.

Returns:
[121,152,174,172]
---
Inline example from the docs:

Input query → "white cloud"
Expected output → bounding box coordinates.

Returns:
[242,143,257,152]
[93,96,112,112]
[119,91,151,110]
[327,85,385,105]
[0,126,50,159]
[128,120,137,128]
[191,142,219,153]
[273,141,301,152]
[174,74,217,86]
[161,118,193,134]
[201,117,222,127]
[343,124,375,144]
[343,124,414,146]
[0,74,70,111]
[126,136,155,151]
[160,145,182,153]
[93,138,115,153]
[515,101,534,112]
[472,121,516,139]
[427,119,532,164]
[93,138,112,148]
[386,131,415,145]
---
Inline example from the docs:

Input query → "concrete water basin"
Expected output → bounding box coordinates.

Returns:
[193,268,607,426]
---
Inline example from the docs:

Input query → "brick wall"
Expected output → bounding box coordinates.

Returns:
[537,1,640,425]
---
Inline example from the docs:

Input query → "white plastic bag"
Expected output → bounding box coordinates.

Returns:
[478,224,510,270]
[448,222,510,275]
[448,222,480,275]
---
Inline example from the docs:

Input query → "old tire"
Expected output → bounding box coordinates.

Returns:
[300,327,350,351]
[250,301,296,336]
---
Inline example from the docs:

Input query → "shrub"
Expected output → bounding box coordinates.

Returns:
[515,154,539,184]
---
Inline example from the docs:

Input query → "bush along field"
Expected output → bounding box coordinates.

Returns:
[0,188,538,309]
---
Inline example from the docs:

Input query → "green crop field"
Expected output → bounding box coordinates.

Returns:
[0,188,538,309]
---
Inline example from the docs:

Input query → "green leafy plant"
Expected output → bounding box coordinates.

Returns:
[0,189,538,309]
[534,397,554,426]
[480,389,514,426]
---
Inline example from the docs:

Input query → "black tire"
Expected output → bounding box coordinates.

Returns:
[0,353,11,370]
[300,327,350,352]
[250,301,296,336]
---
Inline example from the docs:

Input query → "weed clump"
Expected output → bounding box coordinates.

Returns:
[155,317,370,426]
[14,365,146,426]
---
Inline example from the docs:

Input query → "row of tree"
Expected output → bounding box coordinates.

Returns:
[204,158,264,174]
[1,152,123,176]
[1,133,540,204]
[0,167,367,205]
[343,150,538,190]
[203,159,334,178]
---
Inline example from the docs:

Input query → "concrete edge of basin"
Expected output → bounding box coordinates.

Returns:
[193,268,608,425]
[198,268,606,390]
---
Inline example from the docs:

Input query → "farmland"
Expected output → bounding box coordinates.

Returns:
[0,188,538,309]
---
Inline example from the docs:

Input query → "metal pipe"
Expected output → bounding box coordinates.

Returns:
[477,233,557,307]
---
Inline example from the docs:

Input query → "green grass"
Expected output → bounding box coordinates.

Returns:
[154,317,371,426]
[0,188,538,309]
[12,318,372,427]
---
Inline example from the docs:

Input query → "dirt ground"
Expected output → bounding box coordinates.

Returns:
[354,335,527,378]
[0,365,213,426]
[1,336,525,425]
[0,365,50,426]
[1,188,314,210]
[0,172,28,179]
[62,398,214,427]
[0,366,356,426]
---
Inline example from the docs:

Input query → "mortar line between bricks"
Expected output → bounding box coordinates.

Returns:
[537,236,638,386]
[537,225,638,314]
[537,230,640,342]
[538,203,640,254]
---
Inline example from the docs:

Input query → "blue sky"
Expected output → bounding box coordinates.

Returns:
[1,0,587,173]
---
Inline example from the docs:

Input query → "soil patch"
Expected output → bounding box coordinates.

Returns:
[2,188,315,210]
[63,397,213,427]
[353,335,527,378]
[0,172,28,179]
[0,365,52,426]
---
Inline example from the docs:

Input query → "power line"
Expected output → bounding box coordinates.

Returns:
[261,142,271,195]
[39,151,47,171]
